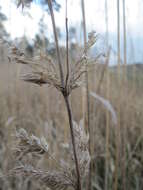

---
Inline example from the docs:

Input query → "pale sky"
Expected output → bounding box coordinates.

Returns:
[0,0,142,38]
[0,0,143,63]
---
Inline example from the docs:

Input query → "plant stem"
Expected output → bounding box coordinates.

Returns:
[65,0,69,87]
[64,96,82,190]
[122,0,127,189]
[104,1,109,190]
[64,2,81,188]
[47,0,64,88]
[81,0,91,190]
[47,1,81,189]
[114,0,121,189]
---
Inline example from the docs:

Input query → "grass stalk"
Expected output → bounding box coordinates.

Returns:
[114,0,121,189]
[122,0,127,189]
[104,1,110,190]
[104,55,110,190]
[81,0,91,190]
[47,0,64,88]
[47,1,82,189]
[64,96,82,190]
[65,0,69,87]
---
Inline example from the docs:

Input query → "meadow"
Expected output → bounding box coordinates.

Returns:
[0,0,143,190]
[0,60,143,190]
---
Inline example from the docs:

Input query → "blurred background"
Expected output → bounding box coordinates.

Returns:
[0,0,143,190]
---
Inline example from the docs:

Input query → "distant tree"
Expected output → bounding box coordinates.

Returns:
[13,36,34,57]
[35,20,62,56]
[37,0,61,54]
[22,37,34,57]
[34,15,49,52]
[0,6,9,62]
[46,27,60,56]
[39,0,61,12]
[17,0,61,12]
[16,0,61,55]
[56,27,61,39]
[0,6,9,40]
[69,27,76,42]
[69,27,78,59]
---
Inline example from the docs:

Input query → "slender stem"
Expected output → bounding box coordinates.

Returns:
[122,0,127,189]
[47,0,64,88]
[64,3,81,188]
[123,0,127,69]
[81,0,87,45]
[104,1,109,190]
[104,53,111,190]
[64,96,82,190]
[114,0,121,189]
[64,3,81,187]
[85,71,91,190]
[65,0,69,87]
[47,1,81,189]
[81,1,91,190]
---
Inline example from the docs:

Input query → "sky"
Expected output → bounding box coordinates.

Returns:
[0,0,142,38]
[0,0,143,63]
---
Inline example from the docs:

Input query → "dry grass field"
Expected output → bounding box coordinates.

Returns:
[0,0,143,189]
[0,60,143,190]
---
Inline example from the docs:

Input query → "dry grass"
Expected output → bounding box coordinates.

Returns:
[0,60,143,190]
[0,1,143,189]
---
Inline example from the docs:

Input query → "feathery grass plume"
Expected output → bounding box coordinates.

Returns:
[12,128,76,188]
[8,38,97,189]
[8,32,98,95]
[84,31,98,54]
[69,31,99,88]
[9,2,97,189]
[14,128,49,160]
[11,165,75,190]
[69,119,91,182]
[9,46,63,89]
[70,120,91,178]
[10,124,90,189]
